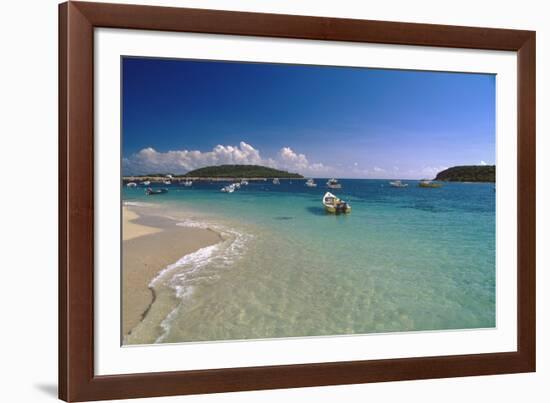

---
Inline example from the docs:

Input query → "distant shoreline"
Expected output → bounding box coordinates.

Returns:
[123,176,307,182]
[122,176,495,183]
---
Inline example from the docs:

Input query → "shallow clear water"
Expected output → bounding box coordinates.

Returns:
[123,179,495,343]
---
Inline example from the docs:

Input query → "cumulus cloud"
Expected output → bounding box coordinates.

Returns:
[480,160,488,166]
[123,142,330,176]
[373,166,385,173]
[420,166,448,177]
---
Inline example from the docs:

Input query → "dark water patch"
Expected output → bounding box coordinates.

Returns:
[274,216,294,220]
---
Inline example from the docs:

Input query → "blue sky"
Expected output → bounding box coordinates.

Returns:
[122,57,495,178]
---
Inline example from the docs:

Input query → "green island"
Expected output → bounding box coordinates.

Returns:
[124,165,304,182]
[182,165,303,178]
[434,165,495,182]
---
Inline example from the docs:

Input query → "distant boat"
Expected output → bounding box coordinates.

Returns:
[322,192,351,214]
[273,178,280,185]
[240,179,249,186]
[142,180,151,186]
[145,187,168,195]
[163,180,171,185]
[126,182,137,187]
[221,184,235,193]
[327,178,342,189]
[305,178,317,187]
[418,180,442,188]
[389,180,408,188]
[234,182,241,189]
[183,180,192,187]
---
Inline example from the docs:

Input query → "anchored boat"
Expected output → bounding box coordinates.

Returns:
[322,192,351,214]
[272,178,280,185]
[418,180,442,188]
[221,184,235,193]
[145,187,168,195]
[305,178,317,187]
[183,180,192,187]
[326,178,342,189]
[389,180,408,188]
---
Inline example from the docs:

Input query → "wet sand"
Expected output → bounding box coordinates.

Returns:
[122,206,222,337]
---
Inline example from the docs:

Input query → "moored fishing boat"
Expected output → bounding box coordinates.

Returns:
[389,180,408,188]
[322,192,351,214]
[272,178,280,185]
[126,182,137,187]
[183,180,193,187]
[221,184,235,193]
[305,178,317,187]
[145,187,168,195]
[163,180,171,185]
[326,178,342,189]
[142,180,151,186]
[418,179,442,188]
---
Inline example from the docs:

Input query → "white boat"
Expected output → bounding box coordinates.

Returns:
[234,183,241,189]
[389,180,408,188]
[322,192,351,214]
[240,180,249,186]
[165,174,173,179]
[273,178,280,185]
[126,182,137,187]
[183,180,192,187]
[221,184,235,193]
[163,180,171,185]
[326,178,342,189]
[305,178,317,187]
[142,180,151,186]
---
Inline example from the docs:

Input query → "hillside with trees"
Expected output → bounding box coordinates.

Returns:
[435,165,495,182]
[181,165,303,178]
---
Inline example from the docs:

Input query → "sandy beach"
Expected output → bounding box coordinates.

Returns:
[122,206,222,337]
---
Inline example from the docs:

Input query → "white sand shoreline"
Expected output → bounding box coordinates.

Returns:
[122,206,223,339]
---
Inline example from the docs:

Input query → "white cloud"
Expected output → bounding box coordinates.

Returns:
[420,166,448,177]
[124,142,331,176]
[480,160,488,166]
[373,166,385,173]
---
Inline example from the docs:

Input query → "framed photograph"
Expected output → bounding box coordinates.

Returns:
[59,1,536,401]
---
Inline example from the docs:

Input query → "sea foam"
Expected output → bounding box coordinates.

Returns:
[152,218,252,343]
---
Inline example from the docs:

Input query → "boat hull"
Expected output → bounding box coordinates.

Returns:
[324,205,351,214]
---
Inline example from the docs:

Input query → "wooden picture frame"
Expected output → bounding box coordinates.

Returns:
[59,1,536,401]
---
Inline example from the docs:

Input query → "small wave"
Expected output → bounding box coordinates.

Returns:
[152,218,252,343]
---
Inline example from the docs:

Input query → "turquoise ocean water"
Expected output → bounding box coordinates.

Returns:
[123,179,495,344]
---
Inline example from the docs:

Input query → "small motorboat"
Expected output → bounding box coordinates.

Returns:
[326,178,342,189]
[272,178,280,185]
[240,180,249,186]
[183,180,192,187]
[221,184,235,193]
[305,178,317,187]
[145,187,168,195]
[163,180,171,185]
[389,180,408,188]
[322,192,351,214]
[142,180,151,186]
[126,182,137,187]
[418,180,442,188]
